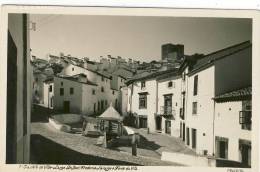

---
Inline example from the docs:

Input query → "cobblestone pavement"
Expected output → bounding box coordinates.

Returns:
[113,127,196,159]
[31,122,183,166]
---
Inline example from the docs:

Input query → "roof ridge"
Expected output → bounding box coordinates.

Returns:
[203,40,251,58]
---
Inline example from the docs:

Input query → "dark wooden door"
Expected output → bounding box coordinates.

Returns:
[241,144,251,166]
[165,120,171,134]
[192,128,197,149]
[63,101,70,113]
[182,123,185,141]
[219,141,227,158]
[156,116,162,131]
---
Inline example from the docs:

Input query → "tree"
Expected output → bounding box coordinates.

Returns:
[49,63,63,75]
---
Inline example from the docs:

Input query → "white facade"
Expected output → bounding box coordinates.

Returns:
[128,79,157,132]
[120,86,128,116]
[157,76,182,137]
[214,100,251,165]
[43,81,54,109]
[185,66,215,155]
[54,76,85,114]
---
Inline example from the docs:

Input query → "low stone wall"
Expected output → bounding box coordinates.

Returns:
[52,114,83,124]
[161,152,216,167]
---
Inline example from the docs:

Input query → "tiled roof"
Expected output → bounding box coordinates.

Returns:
[112,68,134,79]
[213,86,252,102]
[55,74,97,86]
[156,70,180,81]
[126,68,178,85]
[188,41,251,75]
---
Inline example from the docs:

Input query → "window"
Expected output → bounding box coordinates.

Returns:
[101,100,104,110]
[141,81,146,89]
[49,85,52,92]
[139,94,147,109]
[101,86,104,92]
[60,88,64,96]
[112,90,115,95]
[72,67,74,71]
[192,102,197,114]
[193,75,198,96]
[70,87,74,95]
[94,103,96,113]
[121,79,123,82]
[240,100,252,130]
[168,81,173,88]
[92,89,96,95]
[239,111,252,130]
[98,101,100,111]
[61,82,63,86]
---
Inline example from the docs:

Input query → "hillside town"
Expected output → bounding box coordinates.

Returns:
[30,41,252,167]
[6,13,252,167]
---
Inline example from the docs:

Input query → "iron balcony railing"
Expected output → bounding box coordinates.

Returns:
[160,106,175,116]
[239,110,252,130]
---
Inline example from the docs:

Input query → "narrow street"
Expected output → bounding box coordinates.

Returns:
[113,128,196,159]
[30,121,183,166]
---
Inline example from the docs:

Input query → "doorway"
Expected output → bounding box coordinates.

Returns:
[192,128,197,149]
[182,123,185,141]
[139,117,147,128]
[156,116,162,131]
[215,136,228,159]
[63,101,70,113]
[239,140,251,167]
[165,120,171,134]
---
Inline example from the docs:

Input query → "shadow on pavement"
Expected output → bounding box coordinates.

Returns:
[31,104,53,123]
[30,134,140,165]
[137,134,161,151]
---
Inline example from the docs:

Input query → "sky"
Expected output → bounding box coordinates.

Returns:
[30,14,252,62]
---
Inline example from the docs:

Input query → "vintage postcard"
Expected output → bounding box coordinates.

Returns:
[0,4,259,172]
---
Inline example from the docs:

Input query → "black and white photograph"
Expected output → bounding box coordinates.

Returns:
[1,4,259,171]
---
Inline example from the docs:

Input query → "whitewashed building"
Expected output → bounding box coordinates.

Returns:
[43,77,54,109]
[213,87,251,167]
[126,69,178,132]
[53,74,98,115]
[156,71,182,137]
[183,41,252,157]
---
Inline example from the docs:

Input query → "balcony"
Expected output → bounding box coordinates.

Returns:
[160,106,175,118]
[239,110,251,130]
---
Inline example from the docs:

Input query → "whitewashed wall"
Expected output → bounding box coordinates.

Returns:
[43,82,54,108]
[186,66,215,155]
[130,79,157,132]
[53,77,83,114]
[214,101,251,161]
[61,63,100,83]
[120,86,128,116]
[158,77,182,137]
[81,84,98,116]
